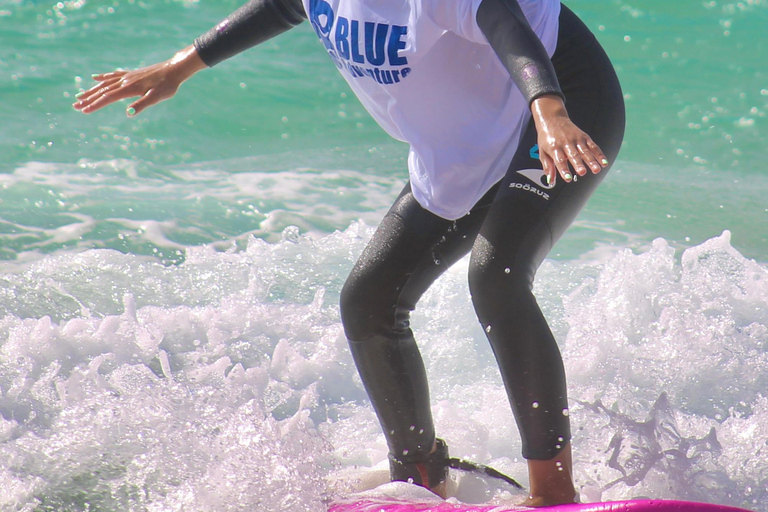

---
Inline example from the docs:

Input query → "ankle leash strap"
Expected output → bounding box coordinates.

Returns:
[445,458,525,490]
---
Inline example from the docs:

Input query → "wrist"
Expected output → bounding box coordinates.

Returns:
[531,94,568,128]
[167,45,208,82]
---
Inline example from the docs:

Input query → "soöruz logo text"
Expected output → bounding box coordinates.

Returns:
[511,168,552,200]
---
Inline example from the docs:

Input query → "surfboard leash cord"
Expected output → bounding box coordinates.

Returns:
[445,458,525,490]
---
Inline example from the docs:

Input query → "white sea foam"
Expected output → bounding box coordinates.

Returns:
[0,159,404,269]
[0,227,766,511]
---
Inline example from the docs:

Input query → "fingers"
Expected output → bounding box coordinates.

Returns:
[73,71,126,101]
[73,79,122,109]
[127,89,165,117]
[581,139,609,173]
[541,153,556,186]
[552,148,573,183]
[539,137,610,185]
[91,70,128,82]
[76,86,131,114]
[565,144,588,177]
[72,71,140,114]
[574,142,600,174]
[72,62,181,117]
[565,136,610,177]
[73,77,122,113]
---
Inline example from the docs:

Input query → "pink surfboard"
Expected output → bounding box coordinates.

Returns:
[329,498,754,512]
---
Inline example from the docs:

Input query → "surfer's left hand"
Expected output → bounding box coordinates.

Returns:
[531,95,608,185]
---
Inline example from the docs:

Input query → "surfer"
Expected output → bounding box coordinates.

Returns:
[74,0,624,506]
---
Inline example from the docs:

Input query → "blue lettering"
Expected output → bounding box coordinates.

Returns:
[309,0,335,51]
[350,20,365,63]
[364,22,388,66]
[349,64,365,77]
[307,6,411,84]
[327,49,343,70]
[335,17,350,60]
[388,25,408,66]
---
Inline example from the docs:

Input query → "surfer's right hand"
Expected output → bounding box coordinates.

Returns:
[73,45,207,117]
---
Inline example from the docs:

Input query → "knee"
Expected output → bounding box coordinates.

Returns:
[339,275,370,341]
[340,272,412,341]
[340,271,397,341]
[468,243,533,324]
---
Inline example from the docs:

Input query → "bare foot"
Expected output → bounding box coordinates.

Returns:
[522,442,578,507]
[427,439,448,499]
[391,438,449,499]
[430,480,448,499]
[520,493,578,508]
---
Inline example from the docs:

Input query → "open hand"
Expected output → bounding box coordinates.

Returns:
[73,45,206,117]
[531,95,609,185]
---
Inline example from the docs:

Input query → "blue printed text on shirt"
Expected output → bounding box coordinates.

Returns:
[309,0,412,84]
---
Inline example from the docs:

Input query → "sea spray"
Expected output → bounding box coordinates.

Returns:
[563,231,767,510]
[2,0,768,508]
[1,227,765,511]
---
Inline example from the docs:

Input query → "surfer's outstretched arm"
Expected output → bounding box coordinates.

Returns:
[73,0,306,116]
[193,0,306,67]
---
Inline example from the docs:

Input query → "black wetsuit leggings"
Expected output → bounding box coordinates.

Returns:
[339,5,625,462]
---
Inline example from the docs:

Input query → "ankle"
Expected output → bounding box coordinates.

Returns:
[389,438,450,496]
[521,493,578,508]
[524,483,578,507]
[525,442,577,507]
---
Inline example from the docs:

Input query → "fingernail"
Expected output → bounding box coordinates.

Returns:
[126,107,136,116]
[75,91,85,99]
[564,173,572,180]
[601,158,609,166]
[91,74,100,79]
[546,174,552,185]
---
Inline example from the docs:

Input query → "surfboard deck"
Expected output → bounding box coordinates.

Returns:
[329,498,754,512]
[328,483,754,512]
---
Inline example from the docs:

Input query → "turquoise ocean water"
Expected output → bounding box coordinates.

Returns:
[1,0,767,510]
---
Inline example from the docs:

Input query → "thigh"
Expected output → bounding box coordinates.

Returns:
[340,183,493,339]
[395,184,499,313]
[477,7,626,278]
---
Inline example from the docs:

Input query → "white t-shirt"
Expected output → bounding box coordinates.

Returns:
[301,0,560,220]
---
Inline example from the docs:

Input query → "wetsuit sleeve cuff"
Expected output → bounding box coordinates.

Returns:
[475,0,564,106]
[194,0,307,67]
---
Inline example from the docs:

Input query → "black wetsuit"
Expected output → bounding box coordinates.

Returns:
[341,4,624,463]
[195,0,625,464]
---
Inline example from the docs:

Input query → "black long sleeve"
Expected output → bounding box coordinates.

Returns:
[194,0,306,67]
[476,0,564,105]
